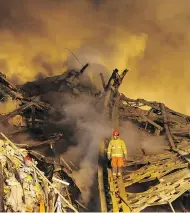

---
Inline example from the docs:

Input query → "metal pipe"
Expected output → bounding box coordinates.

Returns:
[52,177,70,186]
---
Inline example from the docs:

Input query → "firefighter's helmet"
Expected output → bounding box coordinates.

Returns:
[113,130,120,136]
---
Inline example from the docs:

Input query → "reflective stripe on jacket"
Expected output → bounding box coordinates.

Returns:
[107,139,127,158]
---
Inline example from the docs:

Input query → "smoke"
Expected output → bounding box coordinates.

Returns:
[56,94,112,203]
[0,0,189,113]
[66,47,111,90]
[120,121,168,157]
[54,94,168,204]
[141,136,168,155]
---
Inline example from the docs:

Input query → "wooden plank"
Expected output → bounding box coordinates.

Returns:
[140,114,162,130]
[16,140,56,148]
[117,177,130,212]
[0,102,34,122]
[108,169,119,212]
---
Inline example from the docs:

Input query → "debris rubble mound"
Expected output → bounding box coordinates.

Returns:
[0,133,78,212]
[98,69,190,212]
[0,64,100,212]
[1,65,190,212]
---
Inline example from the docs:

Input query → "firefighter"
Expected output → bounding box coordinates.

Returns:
[107,130,127,177]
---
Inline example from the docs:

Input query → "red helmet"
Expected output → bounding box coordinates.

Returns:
[24,156,32,162]
[113,130,119,136]
[24,156,32,167]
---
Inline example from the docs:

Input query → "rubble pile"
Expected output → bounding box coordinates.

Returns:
[1,64,190,212]
[98,68,190,212]
[0,133,77,212]
[118,94,190,149]
[0,66,95,212]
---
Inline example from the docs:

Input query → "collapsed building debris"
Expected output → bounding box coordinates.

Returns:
[98,69,190,212]
[0,133,78,212]
[1,65,190,212]
[0,66,95,212]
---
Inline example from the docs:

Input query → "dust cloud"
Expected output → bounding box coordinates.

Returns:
[0,0,189,113]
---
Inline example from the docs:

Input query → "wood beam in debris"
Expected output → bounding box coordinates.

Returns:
[118,104,163,135]
[0,73,18,92]
[16,140,56,149]
[79,63,89,75]
[120,94,161,110]
[0,97,55,126]
[137,99,161,110]
[160,103,176,148]
[0,102,34,122]
[140,113,163,135]
[166,106,188,119]
[119,109,162,121]
[60,157,73,173]
[0,73,24,100]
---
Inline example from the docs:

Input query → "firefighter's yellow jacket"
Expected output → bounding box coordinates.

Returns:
[107,138,127,158]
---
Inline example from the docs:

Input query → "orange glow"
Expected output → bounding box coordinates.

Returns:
[0,0,189,114]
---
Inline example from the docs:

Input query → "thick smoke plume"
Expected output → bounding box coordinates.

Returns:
[58,95,112,203]
[0,0,189,114]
